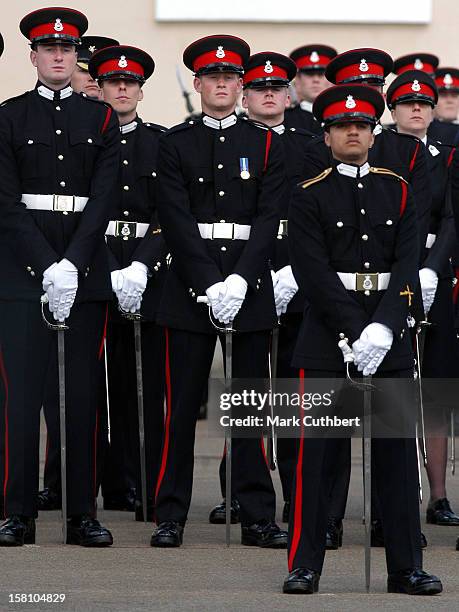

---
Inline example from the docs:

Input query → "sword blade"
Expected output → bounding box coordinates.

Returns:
[363,374,372,593]
[266,325,279,470]
[415,328,428,466]
[451,409,456,476]
[134,320,148,524]
[225,325,232,547]
[58,329,67,545]
[103,339,111,445]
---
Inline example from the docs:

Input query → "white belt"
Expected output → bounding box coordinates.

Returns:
[337,272,391,291]
[106,220,149,239]
[198,222,251,240]
[22,193,88,213]
[425,233,436,249]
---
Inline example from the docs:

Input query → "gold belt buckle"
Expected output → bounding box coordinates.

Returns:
[53,194,75,212]
[356,272,379,291]
[115,221,137,240]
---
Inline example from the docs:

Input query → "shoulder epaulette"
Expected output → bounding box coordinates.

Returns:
[244,118,269,131]
[299,167,332,189]
[388,128,420,143]
[143,121,167,133]
[78,92,111,109]
[369,166,408,184]
[288,126,316,139]
[0,91,30,107]
[165,119,201,135]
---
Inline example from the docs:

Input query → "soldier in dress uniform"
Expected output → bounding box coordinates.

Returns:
[0,7,119,546]
[393,53,439,77]
[151,35,287,548]
[38,34,120,514]
[88,44,167,522]
[284,45,337,135]
[299,48,433,548]
[428,68,459,145]
[283,84,442,596]
[387,70,459,528]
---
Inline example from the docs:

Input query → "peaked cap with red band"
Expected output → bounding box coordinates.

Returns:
[325,48,393,85]
[386,70,438,110]
[289,44,337,72]
[0,33,3,58]
[183,35,250,75]
[313,84,384,127]
[77,36,120,71]
[243,52,296,88]
[89,45,155,83]
[435,67,459,93]
[393,53,439,76]
[20,7,88,45]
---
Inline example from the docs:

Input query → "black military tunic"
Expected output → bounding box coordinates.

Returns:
[0,82,119,518]
[155,114,285,527]
[427,118,459,146]
[284,102,323,135]
[286,162,423,574]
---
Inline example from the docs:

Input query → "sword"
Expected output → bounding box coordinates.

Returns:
[175,64,195,115]
[266,321,279,471]
[363,374,372,594]
[451,410,456,476]
[103,339,111,445]
[41,294,69,544]
[415,319,432,467]
[119,307,148,524]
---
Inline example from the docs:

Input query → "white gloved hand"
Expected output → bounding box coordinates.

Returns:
[43,258,78,322]
[419,267,438,315]
[206,281,225,319]
[271,269,279,288]
[111,270,123,299]
[213,274,248,324]
[274,265,298,316]
[352,322,393,376]
[118,261,148,313]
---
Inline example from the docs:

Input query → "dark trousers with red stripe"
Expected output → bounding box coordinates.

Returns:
[0,300,106,519]
[155,327,276,527]
[288,369,422,575]
[102,318,165,504]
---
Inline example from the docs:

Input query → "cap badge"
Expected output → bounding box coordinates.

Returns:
[118,55,128,68]
[411,79,421,92]
[345,95,357,109]
[54,18,64,32]
[216,46,226,59]
[310,51,319,63]
[89,45,97,53]
[414,58,424,70]
[444,73,453,86]
[359,58,369,72]
[264,60,273,74]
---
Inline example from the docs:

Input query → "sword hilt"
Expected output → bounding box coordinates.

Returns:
[196,296,236,333]
[117,304,143,321]
[40,294,69,331]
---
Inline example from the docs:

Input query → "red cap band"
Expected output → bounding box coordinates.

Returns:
[295,54,331,69]
[323,99,376,120]
[396,62,435,75]
[29,22,80,41]
[98,58,144,77]
[335,62,385,83]
[391,81,436,103]
[244,65,288,84]
[435,74,459,89]
[193,49,242,72]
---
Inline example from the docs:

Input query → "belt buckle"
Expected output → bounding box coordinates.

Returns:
[356,272,379,291]
[212,222,234,240]
[278,219,288,237]
[53,194,75,212]
[115,221,137,240]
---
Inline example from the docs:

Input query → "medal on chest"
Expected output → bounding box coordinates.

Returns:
[239,157,250,179]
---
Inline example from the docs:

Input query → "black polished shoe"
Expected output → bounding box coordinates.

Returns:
[103,488,136,512]
[135,499,155,522]
[326,517,343,550]
[150,521,183,547]
[387,569,442,595]
[209,499,240,524]
[66,516,113,547]
[283,568,320,594]
[426,498,459,526]
[282,501,290,523]
[241,520,288,548]
[37,488,61,511]
[0,516,36,546]
[371,519,427,548]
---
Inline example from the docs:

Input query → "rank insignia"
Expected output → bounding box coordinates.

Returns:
[240,157,250,179]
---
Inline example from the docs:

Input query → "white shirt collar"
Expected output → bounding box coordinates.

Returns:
[202,114,237,130]
[120,121,138,134]
[337,161,370,178]
[421,135,428,145]
[37,84,73,101]
[300,100,313,113]
[271,124,285,135]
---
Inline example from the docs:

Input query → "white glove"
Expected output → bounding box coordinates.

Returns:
[419,267,438,315]
[42,258,78,322]
[273,265,298,316]
[271,269,278,287]
[111,270,123,298]
[206,281,225,320]
[213,274,248,324]
[117,261,148,313]
[352,322,393,376]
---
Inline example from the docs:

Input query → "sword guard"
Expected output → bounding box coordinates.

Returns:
[40,294,69,331]
[118,305,143,321]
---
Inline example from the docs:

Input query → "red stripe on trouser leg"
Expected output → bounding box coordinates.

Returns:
[288,368,305,571]
[0,346,9,518]
[155,328,172,503]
